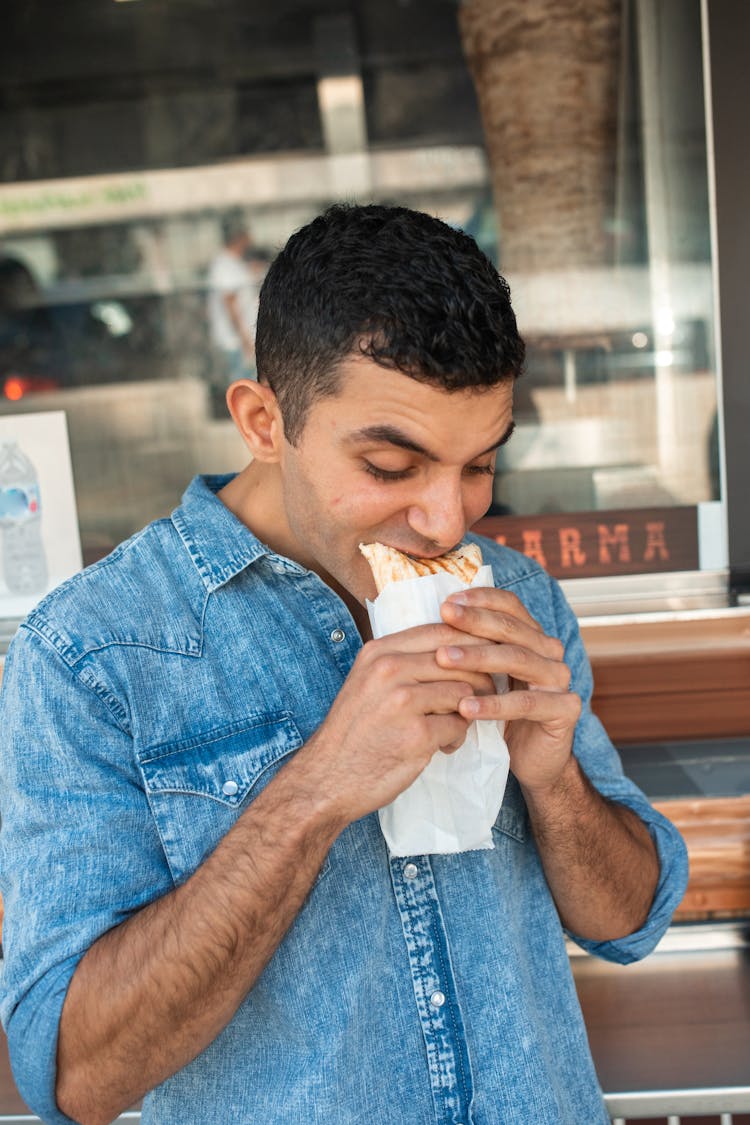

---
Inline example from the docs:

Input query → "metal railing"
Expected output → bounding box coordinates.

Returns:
[606,1085,750,1122]
[0,1118,139,1124]
[3,1090,750,1124]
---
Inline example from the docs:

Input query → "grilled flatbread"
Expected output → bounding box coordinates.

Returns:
[359,541,483,595]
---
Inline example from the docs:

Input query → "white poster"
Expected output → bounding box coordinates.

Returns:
[0,411,82,620]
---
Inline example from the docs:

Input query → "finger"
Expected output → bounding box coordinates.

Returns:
[443,587,544,632]
[458,689,582,725]
[424,712,471,753]
[437,735,468,754]
[396,680,477,716]
[369,649,495,695]
[366,620,515,655]
[440,599,564,661]
[435,643,571,693]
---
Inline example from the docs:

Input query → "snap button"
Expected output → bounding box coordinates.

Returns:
[330,628,346,643]
[222,780,239,797]
[430,990,446,1008]
[403,862,418,880]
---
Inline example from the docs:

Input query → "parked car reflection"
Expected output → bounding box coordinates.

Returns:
[0,254,175,402]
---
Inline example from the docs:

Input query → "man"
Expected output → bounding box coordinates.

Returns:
[207,211,261,391]
[0,204,687,1125]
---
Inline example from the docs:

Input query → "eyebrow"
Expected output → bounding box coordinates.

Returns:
[346,420,516,461]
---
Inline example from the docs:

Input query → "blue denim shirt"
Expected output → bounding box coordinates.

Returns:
[0,475,688,1125]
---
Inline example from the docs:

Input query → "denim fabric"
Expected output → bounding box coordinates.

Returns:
[0,475,689,1125]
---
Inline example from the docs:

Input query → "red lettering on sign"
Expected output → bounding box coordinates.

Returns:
[474,505,697,578]
[522,529,547,568]
[598,523,632,565]
[643,521,670,562]
[559,527,587,568]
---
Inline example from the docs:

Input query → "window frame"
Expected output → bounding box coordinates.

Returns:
[706,0,750,603]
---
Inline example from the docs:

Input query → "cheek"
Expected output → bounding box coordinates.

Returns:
[464,479,494,520]
[338,478,405,517]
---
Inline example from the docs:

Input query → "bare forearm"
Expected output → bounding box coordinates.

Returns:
[523,756,659,942]
[56,756,344,1125]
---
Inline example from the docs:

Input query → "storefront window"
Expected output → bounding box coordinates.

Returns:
[464,0,722,592]
[0,0,724,601]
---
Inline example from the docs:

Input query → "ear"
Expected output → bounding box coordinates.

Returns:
[226,380,284,462]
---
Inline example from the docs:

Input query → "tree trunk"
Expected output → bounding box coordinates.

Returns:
[459,0,622,272]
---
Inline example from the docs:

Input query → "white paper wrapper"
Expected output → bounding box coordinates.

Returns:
[366,563,510,857]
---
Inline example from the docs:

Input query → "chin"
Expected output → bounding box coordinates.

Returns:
[342,556,378,604]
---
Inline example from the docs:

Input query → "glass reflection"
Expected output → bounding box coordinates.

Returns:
[0,0,718,572]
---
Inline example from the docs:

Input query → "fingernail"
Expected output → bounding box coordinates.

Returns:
[445,646,464,661]
[461,697,480,715]
[449,593,469,606]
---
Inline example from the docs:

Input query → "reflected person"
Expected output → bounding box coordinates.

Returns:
[207,211,261,394]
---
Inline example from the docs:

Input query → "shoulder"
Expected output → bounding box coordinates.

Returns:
[22,516,204,666]
[467,530,550,593]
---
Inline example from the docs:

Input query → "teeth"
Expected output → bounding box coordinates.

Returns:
[359,541,483,594]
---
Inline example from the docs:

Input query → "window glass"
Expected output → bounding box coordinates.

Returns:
[470,0,720,584]
[0,0,721,586]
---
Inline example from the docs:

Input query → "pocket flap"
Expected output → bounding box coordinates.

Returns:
[140,713,303,807]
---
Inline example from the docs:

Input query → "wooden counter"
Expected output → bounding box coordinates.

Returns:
[581,609,750,921]
[581,608,750,744]
[573,927,750,1123]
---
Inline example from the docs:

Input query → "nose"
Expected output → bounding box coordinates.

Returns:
[406,474,467,553]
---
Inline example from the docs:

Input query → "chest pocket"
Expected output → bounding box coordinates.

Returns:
[492,771,527,843]
[140,712,329,885]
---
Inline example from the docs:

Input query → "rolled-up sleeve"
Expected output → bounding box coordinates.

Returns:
[0,624,172,1123]
[545,575,690,964]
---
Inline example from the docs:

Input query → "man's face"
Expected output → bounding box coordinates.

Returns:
[275,355,514,604]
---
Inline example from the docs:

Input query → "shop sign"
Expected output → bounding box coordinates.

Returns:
[474,506,699,579]
[0,146,485,234]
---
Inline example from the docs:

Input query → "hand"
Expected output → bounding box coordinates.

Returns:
[437,588,581,795]
[296,622,495,824]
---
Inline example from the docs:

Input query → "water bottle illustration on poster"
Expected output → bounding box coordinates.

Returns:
[0,440,49,596]
[0,412,81,621]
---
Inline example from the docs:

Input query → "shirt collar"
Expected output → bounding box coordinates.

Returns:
[171,474,304,592]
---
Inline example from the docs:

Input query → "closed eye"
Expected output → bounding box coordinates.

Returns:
[363,460,495,482]
[363,461,414,482]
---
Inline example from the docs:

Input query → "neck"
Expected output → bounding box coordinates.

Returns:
[218,464,371,638]
[219,461,287,554]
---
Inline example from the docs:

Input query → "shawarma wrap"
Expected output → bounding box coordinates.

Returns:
[357,537,509,857]
[359,541,483,592]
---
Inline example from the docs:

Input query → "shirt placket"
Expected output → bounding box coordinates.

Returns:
[293,572,363,679]
[390,855,475,1125]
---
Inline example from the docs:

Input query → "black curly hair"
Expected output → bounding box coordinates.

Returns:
[255,203,525,444]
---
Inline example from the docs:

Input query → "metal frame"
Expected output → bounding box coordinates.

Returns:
[0,1118,140,1124]
[705,0,750,601]
[4,1090,750,1124]
[607,1085,750,1120]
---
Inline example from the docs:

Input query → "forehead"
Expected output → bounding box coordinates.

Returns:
[301,356,514,456]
